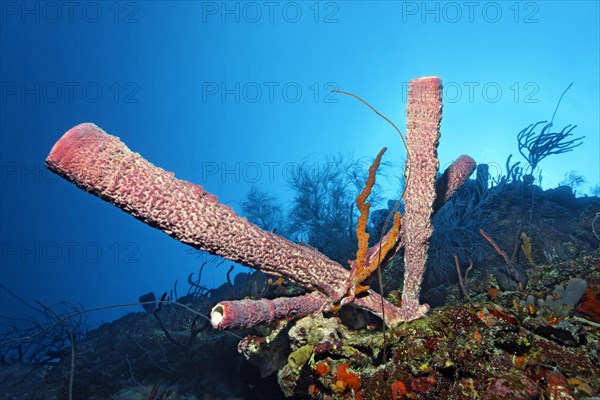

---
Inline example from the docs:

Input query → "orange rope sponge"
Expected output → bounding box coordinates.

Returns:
[352,148,402,296]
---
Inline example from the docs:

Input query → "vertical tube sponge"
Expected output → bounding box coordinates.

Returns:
[401,77,442,321]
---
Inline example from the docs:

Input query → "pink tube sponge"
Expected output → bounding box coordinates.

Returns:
[46,123,408,329]
[434,154,476,211]
[401,77,443,321]
[46,123,350,300]
[211,291,330,329]
[46,75,476,330]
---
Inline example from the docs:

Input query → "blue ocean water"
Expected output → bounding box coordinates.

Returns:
[1,2,599,398]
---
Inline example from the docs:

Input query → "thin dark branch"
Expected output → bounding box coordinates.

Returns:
[517,121,584,173]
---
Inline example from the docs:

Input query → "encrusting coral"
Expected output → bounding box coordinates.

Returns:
[45,76,475,330]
